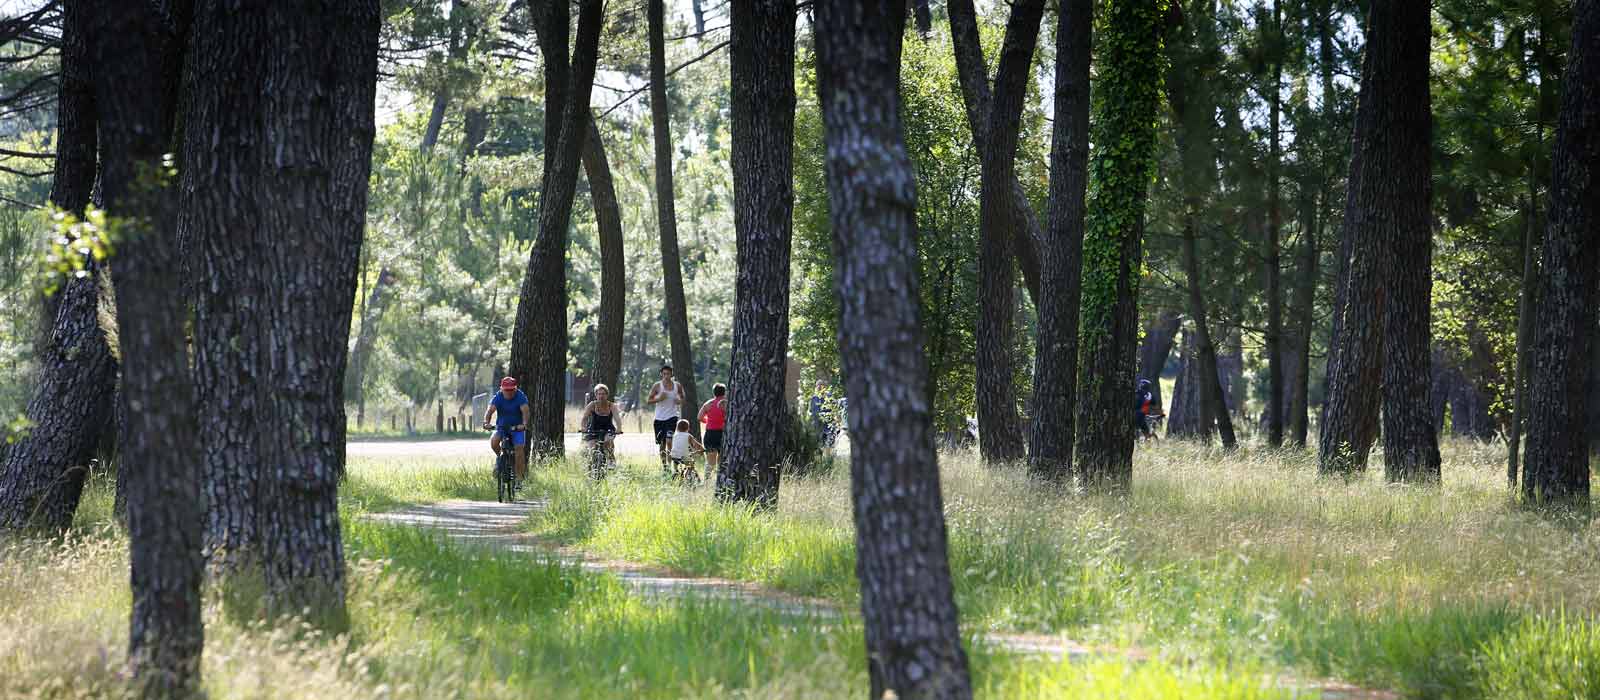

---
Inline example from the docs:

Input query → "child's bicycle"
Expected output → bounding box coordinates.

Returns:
[670,448,705,487]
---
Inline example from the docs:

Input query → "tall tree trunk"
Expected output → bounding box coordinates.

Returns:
[1166,330,1206,438]
[188,0,381,628]
[648,0,700,435]
[912,0,933,38]
[0,0,115,534]
[510,0,605,454]
[1167,0,1235,449]
[1318,0,1430,476]
[955,0,1044,463]
[1179,218,1238,448]
[1287,189,1318,447]
[1374,0,1440,484]
[1523,0,1600,509]
[814,3,973,697]
[347,267,396,429]
[1510,199,1539,486]
[1073,0,1167,491]
[1135,310,1181,409]
[89,0,203,692]
[946,0,1044,306]
[1262,0,1285,448]
[718,0,796,506]
[583,114,625,390]
[418,0,465,154]
[1029,0,1092,483]
[1510,13,1552,488]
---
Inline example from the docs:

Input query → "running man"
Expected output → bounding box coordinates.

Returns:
[646,365,684,473]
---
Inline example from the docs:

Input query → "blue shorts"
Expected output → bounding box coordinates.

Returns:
[497,428,527,446]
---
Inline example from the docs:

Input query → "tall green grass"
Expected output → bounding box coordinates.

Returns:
[3,498,1301,699]
[509,438,1600,699]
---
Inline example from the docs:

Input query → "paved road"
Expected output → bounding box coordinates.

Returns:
[348,433,666,459]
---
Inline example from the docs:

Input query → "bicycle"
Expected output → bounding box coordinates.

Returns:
[670,448,705,487]
[1137,414,1165,444]
[583,429,619,480]
[484,424,521,503]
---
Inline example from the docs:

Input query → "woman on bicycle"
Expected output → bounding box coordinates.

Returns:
[581,384,621,461]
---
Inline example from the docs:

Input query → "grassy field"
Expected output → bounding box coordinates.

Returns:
[2,456,1306,700]
[503,439,1600,700]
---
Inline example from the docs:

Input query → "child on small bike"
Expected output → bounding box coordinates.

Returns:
[669,418,705,484]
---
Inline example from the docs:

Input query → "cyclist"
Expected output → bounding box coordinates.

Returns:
[483,376,531,483]
[580,383,622,462]
[646,365,684,473]
[1133,378,1162,440]
[696,383,728,475]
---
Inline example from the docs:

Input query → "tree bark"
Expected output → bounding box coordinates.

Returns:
[1167,330,1206,438]
[1166,1,1235,449]
[1179,219,1237,448]
[1510,199,1539,486]
[648,0,700,435]
[951,0,1044,463]
[1319,0,1433,477]
[1029,0,1092,483]
[1262,0,1285,449]
[0,0,115,535]
[1523,0,1600,509]
[510,0,605,455]
[1073,0,1167,490]
[718,0,796,506]
[946,0,1044,306]
[814,3,973,697]
[1135,310,1180,409]
[347,267,396,429]
[1287,190,1318,448]
[582,114,625,390]
[87,0,204,692]
[187,0,381,629]
[1371,0,1440,484]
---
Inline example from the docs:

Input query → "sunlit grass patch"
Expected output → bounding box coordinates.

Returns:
[500,437,1600,698]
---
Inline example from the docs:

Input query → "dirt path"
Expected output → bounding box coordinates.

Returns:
[367,498,1396,699]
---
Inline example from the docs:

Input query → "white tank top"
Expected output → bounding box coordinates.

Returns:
[654,381,682,421]
[671,431,691,459]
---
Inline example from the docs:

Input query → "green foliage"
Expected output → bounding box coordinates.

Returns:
[792,20,1047,432]
[1079,0,1171,375]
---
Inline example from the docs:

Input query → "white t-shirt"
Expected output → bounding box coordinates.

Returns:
[653,380,682,421]
[671,431,692,459]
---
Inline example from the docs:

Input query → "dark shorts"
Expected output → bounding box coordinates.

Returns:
[1134,414,1151,436]
[703,429,724,451]
[654,418,679,444]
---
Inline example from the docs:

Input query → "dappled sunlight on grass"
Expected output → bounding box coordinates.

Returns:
[506,438,1600,698]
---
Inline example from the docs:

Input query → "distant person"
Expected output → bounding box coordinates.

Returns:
[1134,378,1161,440]
[646,365,684,473]
[697,383,728,474]
[581,383,622,462]
[482,376,530,483]
[669,418,706,483]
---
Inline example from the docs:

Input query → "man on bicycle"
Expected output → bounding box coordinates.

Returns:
[483,376,531,483]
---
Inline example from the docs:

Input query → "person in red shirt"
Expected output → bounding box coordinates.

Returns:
[696,383,728,474]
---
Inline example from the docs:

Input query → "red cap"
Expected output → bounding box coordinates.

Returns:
[500,376,518,389]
